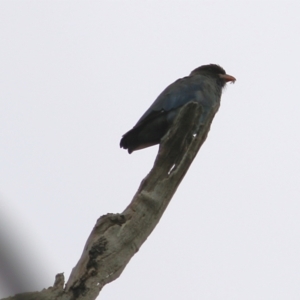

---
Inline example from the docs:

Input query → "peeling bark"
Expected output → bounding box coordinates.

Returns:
[2,100,220,300]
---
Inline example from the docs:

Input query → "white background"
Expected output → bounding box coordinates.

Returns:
[1,1,300,299]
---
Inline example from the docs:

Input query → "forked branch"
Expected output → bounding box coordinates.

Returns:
[2,100,220,300]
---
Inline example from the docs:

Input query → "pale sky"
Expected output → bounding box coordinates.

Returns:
[1,1,300,299]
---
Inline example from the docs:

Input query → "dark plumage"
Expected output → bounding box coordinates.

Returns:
[120,64,235,154]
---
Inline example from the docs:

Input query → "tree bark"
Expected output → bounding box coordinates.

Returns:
[2,100,220,300]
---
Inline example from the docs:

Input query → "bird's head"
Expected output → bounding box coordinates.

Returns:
[190,64,236,87]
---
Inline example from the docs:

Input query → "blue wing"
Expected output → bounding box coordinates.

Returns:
[120,73,222,153]
[134,75,209,128]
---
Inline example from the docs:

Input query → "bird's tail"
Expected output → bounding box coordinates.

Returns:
[120,129,137,154]
[120,114,170,154]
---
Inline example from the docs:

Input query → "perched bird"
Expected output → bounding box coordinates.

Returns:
[120,64,235,154]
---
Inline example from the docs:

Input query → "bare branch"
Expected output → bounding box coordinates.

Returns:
[2,100,220,300]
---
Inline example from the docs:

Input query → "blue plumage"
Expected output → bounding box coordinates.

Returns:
[120,64,235,154]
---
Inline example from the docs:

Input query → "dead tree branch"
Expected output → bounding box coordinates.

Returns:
[2,100,220,300]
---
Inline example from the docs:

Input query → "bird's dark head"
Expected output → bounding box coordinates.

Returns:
[190,64,236,87]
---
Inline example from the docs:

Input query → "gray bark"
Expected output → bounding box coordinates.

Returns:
[1,100,220,300]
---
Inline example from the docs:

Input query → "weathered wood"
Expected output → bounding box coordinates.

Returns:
[2,100,220,300]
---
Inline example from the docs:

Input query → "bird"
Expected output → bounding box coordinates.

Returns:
[120,64,236,154]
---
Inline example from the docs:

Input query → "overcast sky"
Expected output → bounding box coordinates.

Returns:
[1,1,300,299]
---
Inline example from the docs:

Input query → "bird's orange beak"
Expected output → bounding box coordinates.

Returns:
[219,74,236,83]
